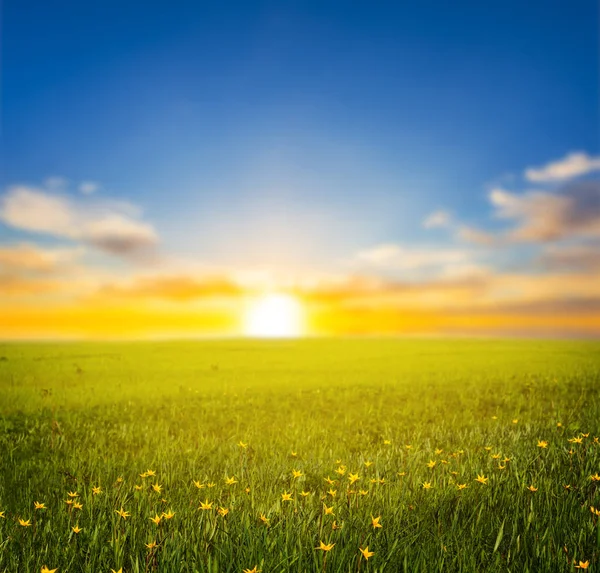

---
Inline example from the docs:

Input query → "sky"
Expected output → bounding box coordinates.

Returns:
[1,0,599,338]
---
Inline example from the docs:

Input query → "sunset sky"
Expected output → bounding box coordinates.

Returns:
[1,1,599,338]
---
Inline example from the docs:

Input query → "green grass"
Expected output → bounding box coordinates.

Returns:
[1,338,599,572]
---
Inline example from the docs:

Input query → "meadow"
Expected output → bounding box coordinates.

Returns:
[0,338,599,572]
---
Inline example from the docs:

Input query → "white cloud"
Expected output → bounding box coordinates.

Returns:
[423,210,452,229]
[0,185,158,259]
[79,181,100,195]
[525,152,600,183]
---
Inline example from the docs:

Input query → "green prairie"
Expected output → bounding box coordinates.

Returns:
[1,338,599,572]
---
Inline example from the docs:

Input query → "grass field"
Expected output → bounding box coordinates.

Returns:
[1,338,600,572]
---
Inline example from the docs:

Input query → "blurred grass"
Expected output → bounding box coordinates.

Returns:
[0,338,599,572]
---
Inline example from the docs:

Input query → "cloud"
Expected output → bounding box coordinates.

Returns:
[525,152,600,183]
[79,181,100,195]
[423,210,452,229]
[0,185,158,259]
[94,275,243,302]
[456,226,497,246]
[0,243,83,273]
[538,243,600,273]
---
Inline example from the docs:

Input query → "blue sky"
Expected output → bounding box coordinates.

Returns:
[1,0,599,337]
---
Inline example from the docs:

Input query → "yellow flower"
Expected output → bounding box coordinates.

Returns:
[152,483,162,493]
[150,514,162,525]
[41,567,58,573]
[300,490,310,497]
[537,440,548,448]
[243,567,262,573]
[134,485,143,491]
[569,437,583,444]
[484,446,492,451]
[359,489,369,496]
[193,480,204,489]
[397,471,406,477]
[371,515,382,529]
[498,464,506,470]
[290,451,298,457]
[360,546,375,560]
[73,502,83,510]
[364,460,373,467]
[475,474,488,485]
[590,506,600,517]
[140,472,148,479]
[115,508,130,519]
[335,466,346,476]
[64,499,73,506]
[259,513,270,526]
[422,482,432,490]
[426,460,436,469]
[19,518,32,527]
[0,511,4,518]
[111,569,123,573]
[512,419,518,424]
[207,482,216,488]
[323,504,334,515]
[224,476,237,485]
[575,561,589,569]
[383,439,391,445]
[316,541,335,551]
[162,509,175,519]
[199,500,213,510]
[146,541,157,549]
[116,477,124,484]
[281,492,293,502]
[71,524,82,534]
[324,476,335,485]
[327,488,337,497]
[527,485,538,492]
[218,507,229,517]
[590,473,600,482]
[145,469,156,477]
[292,469,303,479]
[435,448,443,455]
[238,441,248,448]
[491,453,501,460]
[92,486,102,495]
[405,444,412,450]
[332,520,342,530]
[457,483,468,490]
[34,501,46,510]
[564,484,572,490]
[67,491,78,498]
[491,415,498,420]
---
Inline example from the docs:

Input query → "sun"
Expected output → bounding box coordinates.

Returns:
[243,293,304,338]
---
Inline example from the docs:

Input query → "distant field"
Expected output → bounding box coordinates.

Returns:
[1,339,599,572]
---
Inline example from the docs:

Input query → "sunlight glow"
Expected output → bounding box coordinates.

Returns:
[243,294,304,338]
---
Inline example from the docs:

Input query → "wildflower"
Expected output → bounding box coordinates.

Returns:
[316,541,335,551]
[64,499,73,506]
[0,511,4,518]
[92,486,102,495]
[18,518,32,527]
[152,483,162,493]
[490,453,501,460]
[146,541,157,549]
[324,476,335,485]
[224,476,237,486]
[335,466,346,476]
[115,508,130,519]
[360,547,375,560]
[323,504,334,515]
[498,464,506,470]
[111,569,123,573]
[73,502,83,510]
[359,489,369,496]
[116,477,124,484]
[41,567,58,573]
[426,460,436,469]
[327,488,337,497]
[238,441,248,448]
[405,445,412,450]
[563,484,572,490]
[193,480,204,489]
[364,460,373,467]
[491,415,498,420]
[590,473,600,482]
[422,482,432,490]
[134,485,143,491]
[397,471,406,477]
[199,500,213,510]
[292,469,303,479]
[512,419,518,424]
[145,469,156,477]
[218,507,229,517]
[348,473,360,484]
[34,501,46,510]
[71,525,82,534]
[140,472,148,479]
[575,561,589,569]
[290,451,298,457]
[207,482,216,488]
[67,491,79,498]
[150,514,162,525]
[590,506,600,517]
[475,474,488,485]
[332,520,343,530]
[527,485,538,492]
[243,567,262,573]
[300,490,310,497]
[569,437,583,444]
[281,492,293,502]
[457,483,468,490]
[162,509,175,519]
[557,422,562,428]
[383,439,391,445]
[245,486,251,494]
[582,433,590,438]
[259,513,270,526]
[537,440,548,449]
[371,515,382,529]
